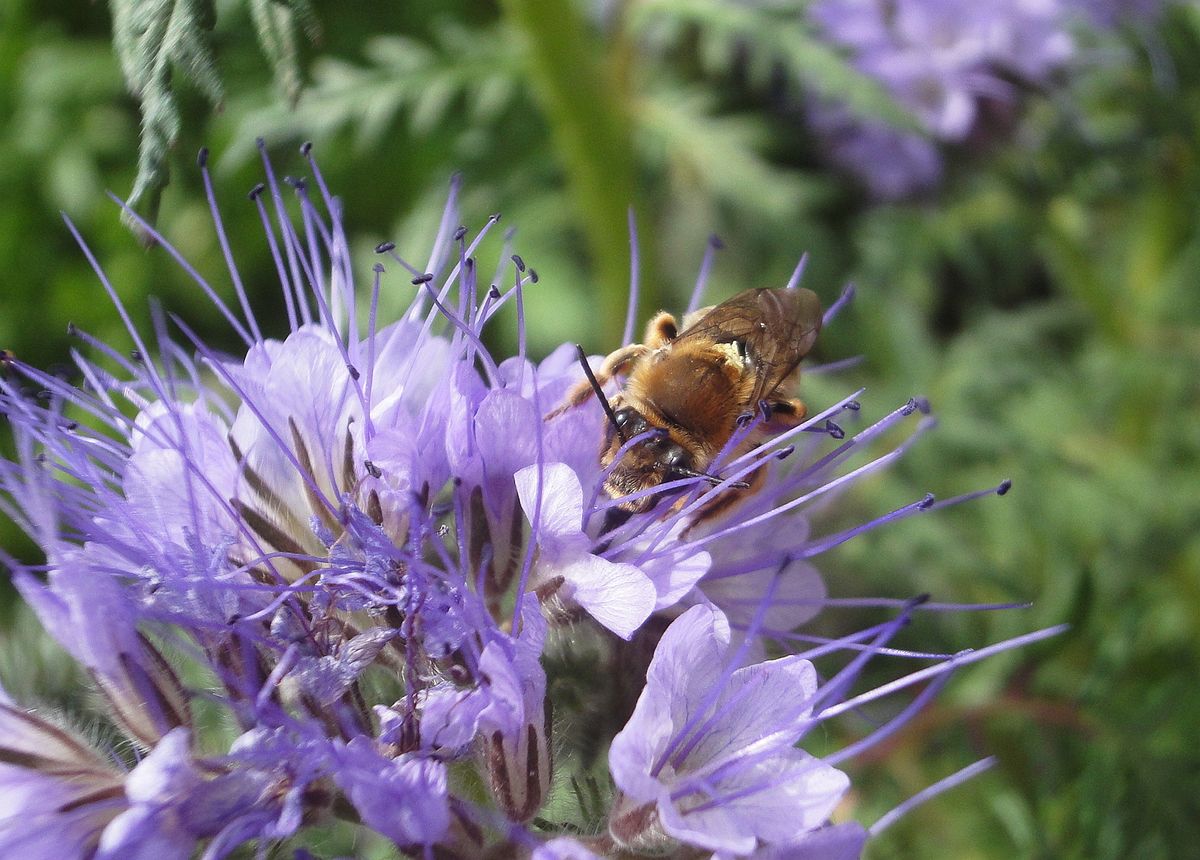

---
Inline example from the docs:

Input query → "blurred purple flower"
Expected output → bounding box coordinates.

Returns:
[0,144,1061,857]
[806,0,1155,198]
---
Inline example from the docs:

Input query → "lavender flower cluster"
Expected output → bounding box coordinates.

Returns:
[806,0,1157,198]
[0,145,1058,858]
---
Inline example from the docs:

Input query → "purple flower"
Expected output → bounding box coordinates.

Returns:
[516,461,657,637]
[0,143,1061,857]
[805,0,1153,197]
[608,605,849,854]
[806,103,944,200]
[330,737,449,847]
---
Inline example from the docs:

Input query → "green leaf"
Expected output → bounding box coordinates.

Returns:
[249,0,320,105]
[110,0,224,241]
[226,23,522,159]
[629,0,916,130]
[638,86,831,218]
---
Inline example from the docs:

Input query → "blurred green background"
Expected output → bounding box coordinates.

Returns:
[1,0,1198,857]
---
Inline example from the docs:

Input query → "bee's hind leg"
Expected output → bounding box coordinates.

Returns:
[763,397,807,432]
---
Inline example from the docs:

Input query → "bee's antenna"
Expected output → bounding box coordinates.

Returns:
[575,344,627,442]
[673,465,750,490]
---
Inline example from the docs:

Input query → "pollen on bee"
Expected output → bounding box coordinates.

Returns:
[712,342,741,365]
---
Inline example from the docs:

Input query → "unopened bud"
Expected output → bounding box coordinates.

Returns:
[97,633,191,748]
[481,704,552,822]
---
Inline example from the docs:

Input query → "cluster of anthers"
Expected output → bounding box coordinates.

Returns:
[0,143,1060,859]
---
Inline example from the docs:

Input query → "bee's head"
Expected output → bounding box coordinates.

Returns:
[602,406,699,513]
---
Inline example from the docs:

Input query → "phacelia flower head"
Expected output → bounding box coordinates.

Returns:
[0,143,1060,857]
[806,0,1156,198]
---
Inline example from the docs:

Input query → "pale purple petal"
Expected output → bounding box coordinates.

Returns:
[532,836,604,859]
[609,606,848,854]
[516,462,655,638]
[331,739,449,847]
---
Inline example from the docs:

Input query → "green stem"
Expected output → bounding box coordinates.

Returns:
[499,0,653,345]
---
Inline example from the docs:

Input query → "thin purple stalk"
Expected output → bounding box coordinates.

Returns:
[200,150,263,343]
[250,190,300,331]
[257,140,313,327]
[806,355,866,375]
[686,234,722,315]
[737,622,954,660]
[418,280,499,386]
[818,625,1069,722]
[823,284,856,327]
[785,252,809,291]
[623,208,640,346]
[108,193,256,348]
[869,757,998,836]
[510,369,545,627]
[824,673,953,766]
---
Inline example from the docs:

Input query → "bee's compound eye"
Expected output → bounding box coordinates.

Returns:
[614,408,647,436]
[664,444,688,469]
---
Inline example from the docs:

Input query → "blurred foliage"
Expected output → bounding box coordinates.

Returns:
[1,0,1199,857]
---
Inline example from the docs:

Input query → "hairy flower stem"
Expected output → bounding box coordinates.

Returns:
[498,0,653,344]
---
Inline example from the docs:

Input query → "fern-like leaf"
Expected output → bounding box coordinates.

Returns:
[630,0,915,129]
[110,0,224,241]
[249,0,321,106]
[227,22,522,162]
[638,86,832,218]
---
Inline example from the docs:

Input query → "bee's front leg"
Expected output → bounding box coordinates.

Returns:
[544,343,649,419]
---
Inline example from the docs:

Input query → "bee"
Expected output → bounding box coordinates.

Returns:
[549,287,822,522]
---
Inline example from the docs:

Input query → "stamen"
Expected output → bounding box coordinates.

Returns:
[686,234,723,315]
[510,369,545,627]
[825,674,952,766]
[823,283,856,326]
[257,139,315,327]
[249,184,300,331]
[817,625,1069,722]
[784,251,809,291]
[798,493,937,558]
[107,193,256,349]
[60,215,173,406]
[805,355,866,376]
[869,758,998,836]
[623,208,640,346]
[364,263,383,430]
[417,280,499,386]
[925,479,1013,511]
[199,148,263,344]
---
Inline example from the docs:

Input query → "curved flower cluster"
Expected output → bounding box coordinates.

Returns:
[806,0,1159,198]
[0,144,1058,858]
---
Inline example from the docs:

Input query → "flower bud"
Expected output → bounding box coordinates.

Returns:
[482,703,551,822]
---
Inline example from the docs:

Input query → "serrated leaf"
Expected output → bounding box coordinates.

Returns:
[638,87,831,217]
[249,0,321,105]
[110,0,225,239]
[629,0,916,130]
[226,24,522,163]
